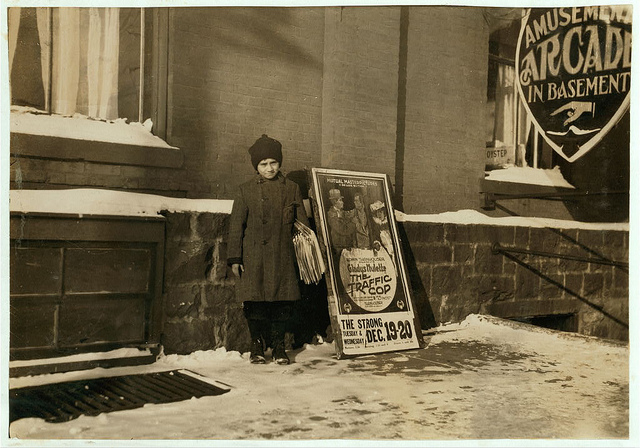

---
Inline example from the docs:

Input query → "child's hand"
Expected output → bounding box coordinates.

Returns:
[232,263,244,277]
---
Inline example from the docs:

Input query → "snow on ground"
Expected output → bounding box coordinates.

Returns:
[9,348,151,368]
[8,315,629,444]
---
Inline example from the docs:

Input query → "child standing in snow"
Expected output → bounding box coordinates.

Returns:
[227,134,310,364]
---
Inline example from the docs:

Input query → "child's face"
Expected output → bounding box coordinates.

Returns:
[257,158,280,180]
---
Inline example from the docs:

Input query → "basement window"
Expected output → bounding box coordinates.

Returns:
[511,313,579,334]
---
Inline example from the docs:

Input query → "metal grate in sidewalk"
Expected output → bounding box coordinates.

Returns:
[9,369,230,424]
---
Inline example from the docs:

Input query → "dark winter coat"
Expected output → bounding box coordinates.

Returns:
[227,172,309,303]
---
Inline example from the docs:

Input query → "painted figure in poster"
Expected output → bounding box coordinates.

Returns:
[227,134,309,366]
[351,192,376,250]
[370,200,395,264]
[327,188,356,255]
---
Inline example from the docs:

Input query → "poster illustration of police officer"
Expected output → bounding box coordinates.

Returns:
[310,168,422,358]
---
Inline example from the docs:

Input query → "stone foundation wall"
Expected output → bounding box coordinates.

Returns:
[161,212,629,354]
[402,222,629,341]
[161,212,247,354]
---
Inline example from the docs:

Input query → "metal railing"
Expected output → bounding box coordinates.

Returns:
[492,242,629,329]
[492,243,628,269]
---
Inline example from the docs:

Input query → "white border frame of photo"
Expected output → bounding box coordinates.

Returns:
[309,167,423,359]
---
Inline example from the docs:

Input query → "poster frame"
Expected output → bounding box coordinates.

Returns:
[309,167,423,359]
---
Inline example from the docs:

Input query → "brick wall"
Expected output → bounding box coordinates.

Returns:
[10,7,501,216]
[167,7,326,199]
[161,210,628,354]
[320,7,401,178]
[11,6,626,222]
[402,7,489,214]
[167,6,494,210]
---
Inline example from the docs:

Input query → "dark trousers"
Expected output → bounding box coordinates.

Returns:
[243,301,293,349]
[291,279,331,347]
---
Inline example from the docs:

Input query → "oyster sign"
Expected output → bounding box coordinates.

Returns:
[516,6,632,162]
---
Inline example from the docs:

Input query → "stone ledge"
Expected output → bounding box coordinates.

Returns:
[11,132,184,169]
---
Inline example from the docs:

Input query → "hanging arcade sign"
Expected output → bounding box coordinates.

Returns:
[515,5,632,162]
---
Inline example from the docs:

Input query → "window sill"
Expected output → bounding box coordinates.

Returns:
[9,111,183,169]
[479,177,578,211]
[484,166,575,190]
[480,178,576,196]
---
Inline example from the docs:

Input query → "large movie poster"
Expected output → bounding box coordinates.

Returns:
[310,168,421,358]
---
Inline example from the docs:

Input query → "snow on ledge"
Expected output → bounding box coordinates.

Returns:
[10,189,627,231]
[10,107,176,149]
[396,209,629,231]
[485,166,575,189]
[10,189,233,217]
[9,348,153,369]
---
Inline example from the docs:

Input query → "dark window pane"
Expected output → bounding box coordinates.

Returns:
[10,247,62,295]
[58,297,146,346]
[64,247,151,294]
[10,301,57,348]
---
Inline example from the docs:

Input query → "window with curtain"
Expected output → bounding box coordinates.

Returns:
[485,13,557,172]
[9,7,149,124]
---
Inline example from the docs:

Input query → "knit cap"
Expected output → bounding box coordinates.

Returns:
[248,134,282,170]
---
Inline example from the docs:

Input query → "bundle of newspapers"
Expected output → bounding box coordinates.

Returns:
[292,220,326,285]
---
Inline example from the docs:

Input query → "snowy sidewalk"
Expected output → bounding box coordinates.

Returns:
[9,314,629,441]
